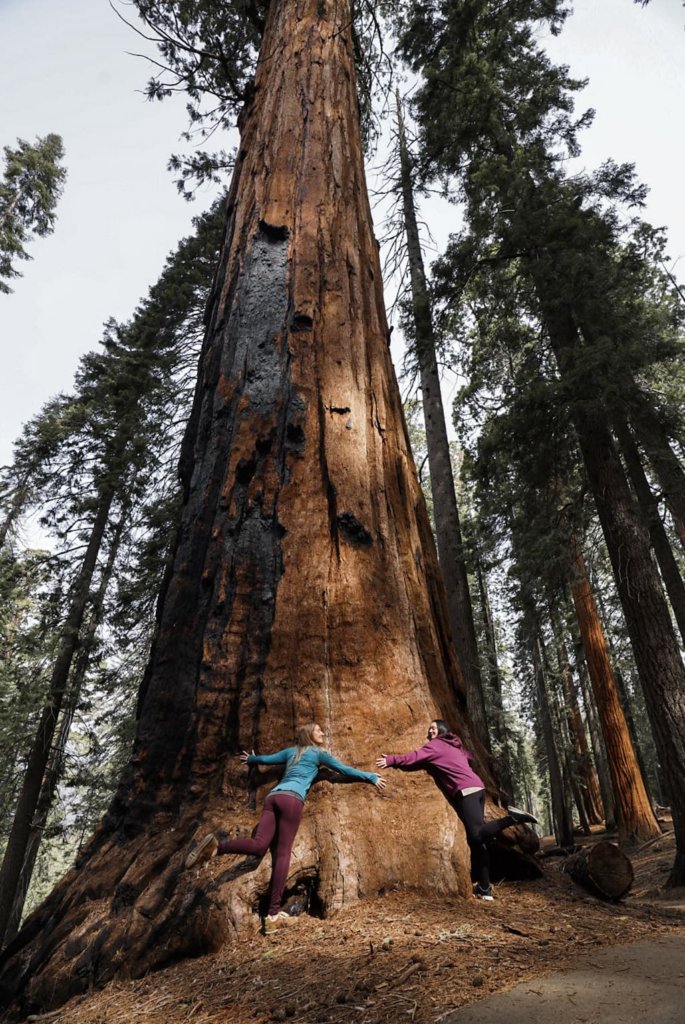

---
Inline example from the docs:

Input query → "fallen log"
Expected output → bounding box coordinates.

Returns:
[560,840,633,900]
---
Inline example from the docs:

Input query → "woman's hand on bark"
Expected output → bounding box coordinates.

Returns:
[239,749,254,763]
[374,776,387,792]
[376,755,388,770]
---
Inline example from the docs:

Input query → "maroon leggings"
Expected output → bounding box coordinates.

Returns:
[217,792,304,916]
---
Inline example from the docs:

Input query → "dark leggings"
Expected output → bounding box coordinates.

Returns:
[449,790,515,889]
[217,792,304,916]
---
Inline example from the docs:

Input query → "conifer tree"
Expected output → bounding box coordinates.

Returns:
[0,134,66,293]
[398,0,685,880]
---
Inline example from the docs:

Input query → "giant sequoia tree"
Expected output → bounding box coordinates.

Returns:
[0,0,503,1013]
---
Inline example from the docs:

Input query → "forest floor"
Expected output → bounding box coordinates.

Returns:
[32,826,685,1024]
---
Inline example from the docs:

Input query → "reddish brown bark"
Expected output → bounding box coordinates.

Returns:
[0,0,506,1014]
[570,541,661,844]
[549,605,603,826]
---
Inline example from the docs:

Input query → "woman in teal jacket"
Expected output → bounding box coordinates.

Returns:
[186,723,385,928]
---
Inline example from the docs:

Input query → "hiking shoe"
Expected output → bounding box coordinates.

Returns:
[185,833,219,868]
[474,884,495,901]
[506,806,538,825]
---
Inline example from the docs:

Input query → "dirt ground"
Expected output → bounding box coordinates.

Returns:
[23,827,685,1024]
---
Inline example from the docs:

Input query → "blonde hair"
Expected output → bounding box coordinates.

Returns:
[290,723,324,765]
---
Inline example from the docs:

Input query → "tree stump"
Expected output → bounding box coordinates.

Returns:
[561,841,634,900]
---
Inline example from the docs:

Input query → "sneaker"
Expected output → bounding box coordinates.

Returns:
[263,911,292,934]
[185,833,219,868]
[506,806,538,825]
[474,884,495,901]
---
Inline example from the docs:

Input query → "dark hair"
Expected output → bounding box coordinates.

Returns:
[429,719,450,738]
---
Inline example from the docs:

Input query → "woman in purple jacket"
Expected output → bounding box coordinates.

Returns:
[377,719,536,901]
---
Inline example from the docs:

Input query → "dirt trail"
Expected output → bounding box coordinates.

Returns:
[441,933,685,1024]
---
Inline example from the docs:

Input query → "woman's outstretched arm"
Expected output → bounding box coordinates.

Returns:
[242,747,296,766]
[376,743,436,771]
[318,751,386,791]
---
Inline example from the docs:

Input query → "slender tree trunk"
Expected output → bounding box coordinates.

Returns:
[0,489,114,945]
[395,94,489,749]
[569,538,661,843]
[630,392,685,550]
[549,604,603,825]
[3,509,127,942]
[475,556,514,797]
[576,657,615,830]
[0,2,503,1013]
[614,414,685,645]
[531,630,573,846]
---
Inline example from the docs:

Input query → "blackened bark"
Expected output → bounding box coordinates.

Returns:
[396,95,489,750]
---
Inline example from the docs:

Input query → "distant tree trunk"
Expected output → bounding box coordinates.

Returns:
[572,637,615,829]
[541,297,682,873]
[549,604,603,826]
[475,556,514,797]
[0,1,500,1013]
[569,539,661,844]
[395,93,489,750]
[0,488,114,945]
[614,414,685,645]
[630,392,685,550]
[3,509,127,943]
[531,628,573,846]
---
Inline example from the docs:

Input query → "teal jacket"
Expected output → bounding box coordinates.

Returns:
[247,746,379,801]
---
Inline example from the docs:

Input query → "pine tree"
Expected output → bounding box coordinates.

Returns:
[0,134,66,293]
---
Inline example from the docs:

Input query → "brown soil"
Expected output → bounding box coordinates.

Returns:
[25,827,685,1024]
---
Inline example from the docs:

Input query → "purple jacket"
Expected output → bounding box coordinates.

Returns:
[385,733,484,800]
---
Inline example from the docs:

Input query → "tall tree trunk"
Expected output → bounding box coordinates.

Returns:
[395,94,489,749]
[0,489,114,946]
[541,297,682,871]
[568,538,661,843]
[630,391,685,550]
[549,603,603,825]
[475,556,514,797]
[614,414,685,645]
[573,636,615,829]
[531,630,573,846]
[0,2,499,1013]
[3,509,127,943]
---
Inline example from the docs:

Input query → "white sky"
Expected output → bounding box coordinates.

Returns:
[1,0,684,467]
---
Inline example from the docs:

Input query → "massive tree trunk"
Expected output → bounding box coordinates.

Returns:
[0,1,498,1013]
[569,539,661,844]
[395,94,490,750]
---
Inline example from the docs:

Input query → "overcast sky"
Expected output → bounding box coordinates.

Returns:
[1,0,683,467]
